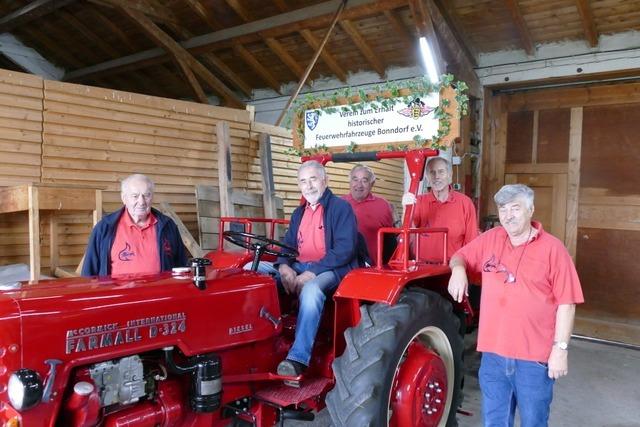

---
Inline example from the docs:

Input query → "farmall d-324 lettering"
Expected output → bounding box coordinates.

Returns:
[0,150,474,427]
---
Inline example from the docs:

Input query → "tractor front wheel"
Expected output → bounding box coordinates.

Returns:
[327,289,463,427]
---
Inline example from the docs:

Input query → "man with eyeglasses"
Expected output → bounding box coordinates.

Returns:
[342,164,394,265]
[448,184,584,427]
[82,173,187,276]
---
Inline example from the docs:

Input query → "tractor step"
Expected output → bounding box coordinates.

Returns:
[255,377,332,407]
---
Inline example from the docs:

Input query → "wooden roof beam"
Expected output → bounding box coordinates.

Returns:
[183,0,224,30]
[117,5,244,107]
[265,37,304,80]
[339,19,385,78]
[504,0,534,55]
[57,10,121,58]
[88,5,139,53]
[0,0,77,33]
[233,44,282,93]
[576,0,598,47]
[424,0,481,97]
[89,0,178,27]
[224,0,254,22]
[409,0,444,75]
[300,29,347,82]
[65,0,405,81]
[429,0,477,66]
[174,57,209,103]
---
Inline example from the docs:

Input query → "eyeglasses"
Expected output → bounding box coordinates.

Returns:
[482,255,516,284]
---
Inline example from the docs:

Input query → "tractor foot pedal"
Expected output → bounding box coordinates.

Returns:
[255,377,332,407]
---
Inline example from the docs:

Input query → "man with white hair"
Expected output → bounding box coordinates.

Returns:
[342,164,394,265]
[275,160,358,379]
[448,184,584,426]
[82,173,187,276]
[403,156,478,263]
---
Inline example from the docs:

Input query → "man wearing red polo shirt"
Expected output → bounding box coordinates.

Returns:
[342,164,394,265]
[448,184,584,426]
[82,174,187,277]
[402,156,478,263]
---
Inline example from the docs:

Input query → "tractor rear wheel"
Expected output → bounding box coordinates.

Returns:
[327,288,463,427]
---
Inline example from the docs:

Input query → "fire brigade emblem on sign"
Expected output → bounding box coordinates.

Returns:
[65,312,187,354]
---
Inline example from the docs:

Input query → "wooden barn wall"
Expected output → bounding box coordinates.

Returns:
[0,69,253,272]
[481,80,640,345]
[248,123,405,219]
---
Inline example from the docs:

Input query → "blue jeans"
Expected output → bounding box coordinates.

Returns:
[257,262,339,366]
[479,352,555,427]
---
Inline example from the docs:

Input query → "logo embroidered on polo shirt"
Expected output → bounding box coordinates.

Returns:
[118,243,135,261]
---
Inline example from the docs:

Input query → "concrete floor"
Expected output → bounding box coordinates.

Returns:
[286,331,640,426]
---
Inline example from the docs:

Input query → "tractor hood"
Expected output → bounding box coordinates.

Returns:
[0,267,281,369]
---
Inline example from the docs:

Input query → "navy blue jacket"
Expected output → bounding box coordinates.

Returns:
[277,188,358,282]
[82,207,187,277]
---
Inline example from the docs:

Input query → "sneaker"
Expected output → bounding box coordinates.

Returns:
[277,359,306,387]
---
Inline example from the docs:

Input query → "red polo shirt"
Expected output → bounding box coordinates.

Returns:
[296,204,326,262]
[343,193,394,265]
[110,211,160,276]
[455,221,584,362]
[413,189,478,262]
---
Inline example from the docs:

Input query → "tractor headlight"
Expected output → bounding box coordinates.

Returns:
[8,369,43,411]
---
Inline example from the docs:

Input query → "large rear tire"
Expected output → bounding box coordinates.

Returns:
[327,288,463,427]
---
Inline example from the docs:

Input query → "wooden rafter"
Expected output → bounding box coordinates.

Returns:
[20,26,84,68]
[174,57,209,103]
[57,10,121,58]
[383,9,414,51]
[300,29,347,82]
[504,0,534,55]
[183,0,224,30]
[65,0,405,81]
[408,0,444,75]
[265,37,304,80]
[272,0,289,12]
[339,19,385,77]
[429,0,477,66]
[424,0,481,97]
[116,5,244,107]
[0,0,77,33]
[89,0,178,26]
[233,44,282,93]
[576,0,598,47]
[88,5,139,53]
[224,0,253,22]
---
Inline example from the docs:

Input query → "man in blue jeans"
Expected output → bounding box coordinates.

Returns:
[447,184,584,426]
[273,160,358,381]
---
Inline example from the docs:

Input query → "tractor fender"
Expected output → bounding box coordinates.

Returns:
[334,265,452,305]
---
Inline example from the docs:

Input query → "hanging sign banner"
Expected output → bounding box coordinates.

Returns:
[303,93,439,149]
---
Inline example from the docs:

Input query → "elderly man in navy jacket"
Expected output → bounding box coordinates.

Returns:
[275,160,358,379]
[82,174,187,277]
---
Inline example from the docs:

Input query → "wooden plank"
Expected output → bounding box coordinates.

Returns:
[299,29,347,82]
[578,205,640,231]
[259,133,278,219]
[174,57,209,104]
[28,185,40,281]
[49,213,59,275]
[232,190,262,207]
[504,0,535,55]
[531,110,538,164]
[552,173,567,244]
[566,107,582,258]
[579,188,640,206]
[505,163,568,174]
[199,52,253,97]
[574,315,640,346]
[159,201,205,258]
[196,184,220,202]
[575,0,598,47]
[224,0,253,21]
[217,121,234,217]
[54,266,78,278]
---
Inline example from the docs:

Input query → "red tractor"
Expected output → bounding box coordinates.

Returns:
[0,149,474,427]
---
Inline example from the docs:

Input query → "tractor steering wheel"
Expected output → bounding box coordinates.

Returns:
[223,230,298,271]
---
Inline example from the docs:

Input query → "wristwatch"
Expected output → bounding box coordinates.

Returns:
[554,341,569,350]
